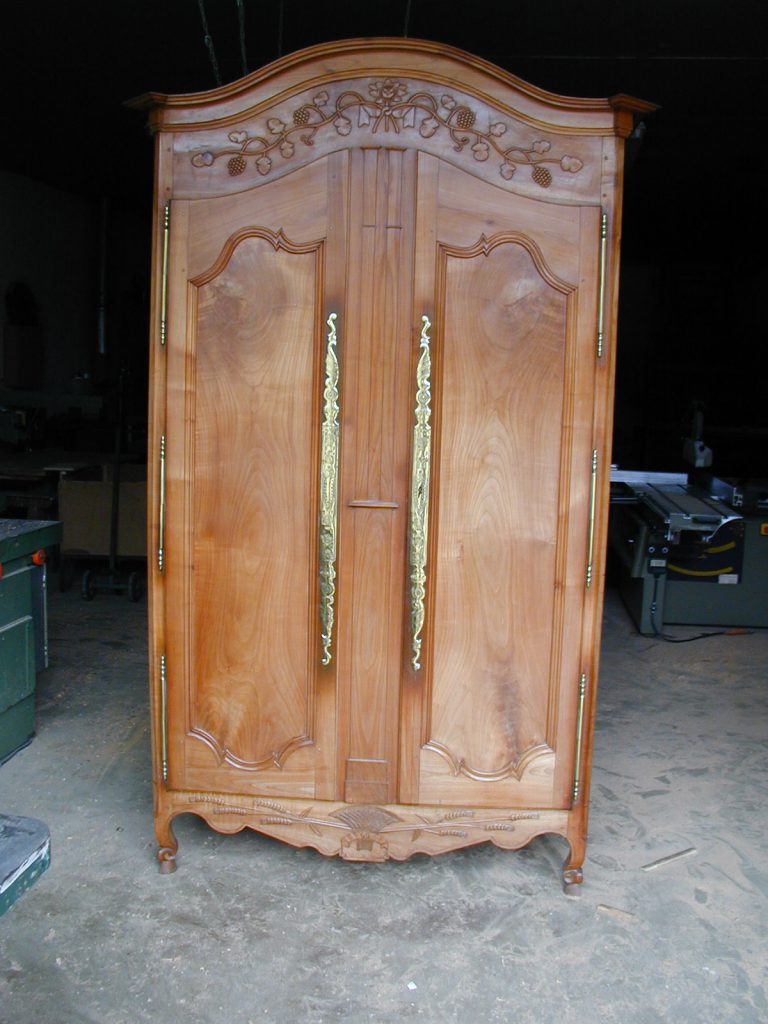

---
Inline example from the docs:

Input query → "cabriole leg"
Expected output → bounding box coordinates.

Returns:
[562,833,585,894]
[156,815,178,874]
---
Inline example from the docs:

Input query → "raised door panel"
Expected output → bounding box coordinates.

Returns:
[164,157,344,798]
[191,237,317,768]
[410,157,599,809]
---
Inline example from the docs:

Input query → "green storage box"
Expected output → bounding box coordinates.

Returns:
[0,814,51,916]
[0,519,62,762]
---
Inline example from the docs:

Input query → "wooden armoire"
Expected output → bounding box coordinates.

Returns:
[134,39,652,887]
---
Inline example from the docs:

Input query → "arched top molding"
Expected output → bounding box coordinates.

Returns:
[129,37,656,140]
[439,231,576,295]
[190,227,323,288]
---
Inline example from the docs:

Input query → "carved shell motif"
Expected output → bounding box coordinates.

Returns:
[330,805,403,833]
[191,79,585,188]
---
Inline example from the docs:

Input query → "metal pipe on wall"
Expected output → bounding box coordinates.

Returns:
[97,196,108,358]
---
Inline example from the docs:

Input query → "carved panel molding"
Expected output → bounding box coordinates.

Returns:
[190,729,313,771]
[190,225,324,287]
[423,740,554,783]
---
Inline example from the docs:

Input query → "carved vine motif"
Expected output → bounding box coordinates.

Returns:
[191,79,585,188]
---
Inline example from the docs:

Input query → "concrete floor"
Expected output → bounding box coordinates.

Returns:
[0,581,766,1023]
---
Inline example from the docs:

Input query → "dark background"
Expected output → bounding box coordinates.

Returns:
[1,0,765,477]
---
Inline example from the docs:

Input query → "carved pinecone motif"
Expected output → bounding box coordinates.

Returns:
[532,165,553,188]
[227,155,246,176]
[293,106,312,126]
[331,805,402,833]
[455,108,476,130]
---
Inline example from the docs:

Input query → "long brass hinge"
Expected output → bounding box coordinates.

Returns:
[596,211,608,359]
[158,434,166,572]
[160,653,168,782]
[572,673,587,802]
[586,448,598,589]
[159,202,170,347]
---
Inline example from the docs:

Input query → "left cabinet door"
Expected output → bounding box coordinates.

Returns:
[161,155,346,800]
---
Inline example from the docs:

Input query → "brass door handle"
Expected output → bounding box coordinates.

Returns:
[319,313,340,665]
[410,315,432,670]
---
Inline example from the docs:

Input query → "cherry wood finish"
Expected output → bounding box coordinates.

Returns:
[135,39,653,886]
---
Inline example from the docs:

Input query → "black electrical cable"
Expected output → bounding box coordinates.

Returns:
[236,0,248,77]
[196,0,222,86]
[403,0,413,37]
[277,0,284,58]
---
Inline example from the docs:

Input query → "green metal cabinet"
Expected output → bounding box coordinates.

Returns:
[0,520,62,762]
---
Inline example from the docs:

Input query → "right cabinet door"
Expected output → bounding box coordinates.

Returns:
[404,156,602,811]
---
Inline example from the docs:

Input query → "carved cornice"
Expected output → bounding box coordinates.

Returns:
[128,37,655,140]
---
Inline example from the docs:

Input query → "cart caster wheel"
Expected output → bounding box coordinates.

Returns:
[128,571,142,602]
[81,569,95,601]
[59,559,74,593]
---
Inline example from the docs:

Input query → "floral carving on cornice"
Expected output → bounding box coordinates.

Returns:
[191,79,585,188]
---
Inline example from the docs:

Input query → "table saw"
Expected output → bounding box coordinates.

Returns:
[609,471,768,634]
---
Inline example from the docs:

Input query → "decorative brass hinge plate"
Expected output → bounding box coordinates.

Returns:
[410,315,432,671]
[319,312,340,666]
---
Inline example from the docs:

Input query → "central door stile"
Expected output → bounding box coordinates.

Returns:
[313,149,350,803]
[398,152,440,805]
[333,147,418,806]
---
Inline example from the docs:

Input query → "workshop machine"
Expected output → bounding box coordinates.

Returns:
[609,471,768,635]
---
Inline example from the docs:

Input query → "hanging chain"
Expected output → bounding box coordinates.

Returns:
[196,0,222,86]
